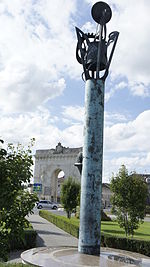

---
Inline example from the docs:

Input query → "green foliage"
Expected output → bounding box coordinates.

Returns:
[1,191,38,246]
[40,210,150,257]
[101,221,150,240]
[60,177,80,218]
[101,233,150,257]
[110,165,148,237]
[10,228,37,250]
[0,220,10,261]
[39,210,79,238]
[0,139,38,261]
[0,140,35,210]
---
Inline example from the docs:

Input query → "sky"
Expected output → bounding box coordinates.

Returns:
[1,0,150,182]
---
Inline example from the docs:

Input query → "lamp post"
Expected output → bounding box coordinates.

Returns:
[75,1,119,255]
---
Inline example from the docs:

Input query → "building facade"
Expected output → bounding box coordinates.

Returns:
[34,143,82,202]
[102,183,112,208]
[33,142,113,207]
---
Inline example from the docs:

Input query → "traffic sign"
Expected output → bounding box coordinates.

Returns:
[33,183,42,192]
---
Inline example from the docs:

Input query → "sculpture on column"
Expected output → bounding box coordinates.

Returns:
[76,2,119,81]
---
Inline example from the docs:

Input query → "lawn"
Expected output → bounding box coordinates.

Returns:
[66,217,150,240]
[101,221,150,240]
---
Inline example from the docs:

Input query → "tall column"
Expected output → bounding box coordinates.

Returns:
[78,78,104,255]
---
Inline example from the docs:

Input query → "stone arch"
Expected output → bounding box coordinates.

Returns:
[33,143,82,201]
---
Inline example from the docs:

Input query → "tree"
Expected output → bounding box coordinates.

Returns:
[60,176,80,218]
[110,165,148,237]
[0,139,38,260]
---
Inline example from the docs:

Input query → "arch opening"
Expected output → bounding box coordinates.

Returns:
[57,170,65,203]
[51,169,65,203]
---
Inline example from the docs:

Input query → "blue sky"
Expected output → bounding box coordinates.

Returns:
[1,0,150,181]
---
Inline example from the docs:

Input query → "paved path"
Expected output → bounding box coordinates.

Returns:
[8,209,150,263]
[28,213,78,248]
[8,211,78,263]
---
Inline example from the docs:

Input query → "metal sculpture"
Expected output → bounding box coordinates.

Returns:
[75,1,119,256]
[76,2,119,81]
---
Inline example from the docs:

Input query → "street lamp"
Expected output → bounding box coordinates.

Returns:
[75,1,119,255]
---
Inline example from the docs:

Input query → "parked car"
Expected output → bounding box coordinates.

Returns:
[37,200,58,210]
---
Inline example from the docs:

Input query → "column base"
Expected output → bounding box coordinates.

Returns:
[78,245,100,255]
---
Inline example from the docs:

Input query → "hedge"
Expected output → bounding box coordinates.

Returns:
[40,210,150,257]
[9,229,37,250]
[39,210,79,238]
[101,233,150,257]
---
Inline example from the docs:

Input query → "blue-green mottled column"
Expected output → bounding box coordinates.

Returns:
[78,78,104,255]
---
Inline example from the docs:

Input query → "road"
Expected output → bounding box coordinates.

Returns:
[33,206,72,217]
[33,207,150,222]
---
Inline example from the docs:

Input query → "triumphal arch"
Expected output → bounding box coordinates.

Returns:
[34,142,82,202]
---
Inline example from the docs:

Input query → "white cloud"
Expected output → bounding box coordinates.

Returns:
[0,106,83,151]
[62,105,84,123]
[1,105,150,181]
[0,0,150,112]
[105,81,127,102]
[103,153,150,182]
[0,0,80,112]
[61,106,150,157]
[0,107,58,145]
[81,21,96,33]
[61,124,83,147]
[104,110,150,153]
[104,111,129,126]
[129,83,149,97]
[1,0,150,183]
[62,106,129,126]
[109,1,150,96]
[0,62,66,112]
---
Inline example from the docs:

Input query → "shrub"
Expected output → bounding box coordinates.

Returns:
[0,227,36,262]
[60,177,80,218]
[10,229,37,250]
[0,139,38,261]
[101,210,111,221]
[39,210,79,238]
[101,233,150,257]
[0,228,9,262]
[110,165,148,237]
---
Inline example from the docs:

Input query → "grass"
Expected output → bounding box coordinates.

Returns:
[101,221,150,240]
[40,210,150,240]
[68,217,80,226]
[50,214,150,240]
